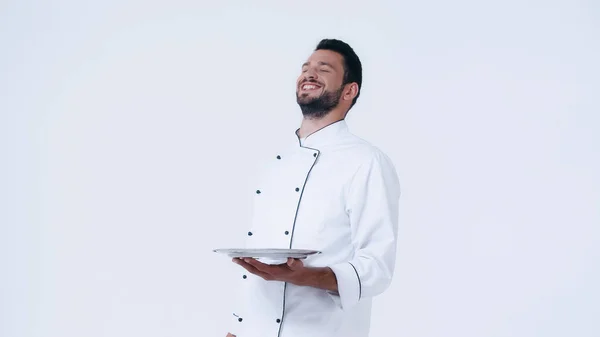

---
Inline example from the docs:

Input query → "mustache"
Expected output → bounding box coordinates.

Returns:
[299,79,323,86]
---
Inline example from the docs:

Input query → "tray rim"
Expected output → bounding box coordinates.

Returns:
[213,248,322,256]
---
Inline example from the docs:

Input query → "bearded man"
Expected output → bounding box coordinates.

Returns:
[225,38,401,337]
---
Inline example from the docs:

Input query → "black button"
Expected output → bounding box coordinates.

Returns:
[242,275,247,279]
[276,155,281,160]
[313,153,317,157]
[284,231,289,235]
[238,318,243,322]
[295,187,300,192]
[276,319,281,323]
[256,190,261,194]
[247,231,253,236]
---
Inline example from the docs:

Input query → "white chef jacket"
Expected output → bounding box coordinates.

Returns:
[228,119,400,337]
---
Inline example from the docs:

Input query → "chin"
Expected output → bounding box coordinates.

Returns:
[297,92,311,100]
[297,97,317,105]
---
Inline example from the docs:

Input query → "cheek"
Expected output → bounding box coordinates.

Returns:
[322,75,339,87]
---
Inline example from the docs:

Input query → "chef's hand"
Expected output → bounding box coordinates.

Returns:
[232,257,338,292]
[232,257,305,283]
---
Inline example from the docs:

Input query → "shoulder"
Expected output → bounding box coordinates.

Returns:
[340,132,397,170]
[340,133,401,192]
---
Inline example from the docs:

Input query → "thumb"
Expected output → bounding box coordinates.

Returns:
[287,258,304,270]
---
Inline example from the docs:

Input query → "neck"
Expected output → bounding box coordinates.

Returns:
[297,108,346,139]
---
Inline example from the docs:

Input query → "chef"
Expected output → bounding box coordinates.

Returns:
[224,38,401,337]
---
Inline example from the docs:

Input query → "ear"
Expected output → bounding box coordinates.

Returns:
[343,83,359,102]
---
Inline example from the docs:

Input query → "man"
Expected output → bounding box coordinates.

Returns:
[225,38,401,337]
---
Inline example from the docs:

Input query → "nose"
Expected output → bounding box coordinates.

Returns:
[303,67,318,81]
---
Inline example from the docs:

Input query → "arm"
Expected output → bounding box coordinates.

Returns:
[232,257,338,292]
[327,151,401,310]
[296,265,338,292]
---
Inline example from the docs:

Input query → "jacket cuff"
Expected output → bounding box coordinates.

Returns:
[328,262,361,310]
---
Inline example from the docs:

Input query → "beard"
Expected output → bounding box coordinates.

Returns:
[296,85,344,119]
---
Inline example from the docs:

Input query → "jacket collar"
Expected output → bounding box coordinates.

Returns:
[294,119,348,149]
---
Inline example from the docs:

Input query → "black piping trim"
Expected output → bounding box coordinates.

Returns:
[277,124,331,337]
[295,118,345,145]
[279,118,346,336]
[276,282,287,337]
[278,149,319,337]
[348,262,362,300]
[288,150,319,248]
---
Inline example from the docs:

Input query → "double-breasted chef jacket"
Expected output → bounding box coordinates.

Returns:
[228,119,401,337]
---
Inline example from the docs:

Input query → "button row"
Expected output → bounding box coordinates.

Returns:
[247,231,289,236]
[238,317,281,323]
[256,187,301,194]
[275,153,317,159]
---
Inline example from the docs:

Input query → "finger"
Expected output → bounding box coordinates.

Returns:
[239,262,272,279]
[235,259,274,280]
[244,258,279,274]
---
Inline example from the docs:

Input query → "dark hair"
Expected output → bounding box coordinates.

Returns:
[315,38,363,109]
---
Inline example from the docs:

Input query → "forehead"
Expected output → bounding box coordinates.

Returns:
[304,49,344,70]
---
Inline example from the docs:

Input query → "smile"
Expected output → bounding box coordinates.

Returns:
[301,83,322,91]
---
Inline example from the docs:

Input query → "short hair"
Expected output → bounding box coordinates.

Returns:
[315,38,363,108]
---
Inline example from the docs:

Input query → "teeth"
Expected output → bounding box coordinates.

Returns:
[303,85,317,90]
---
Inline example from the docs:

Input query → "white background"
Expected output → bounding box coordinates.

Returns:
[1,1,599,336]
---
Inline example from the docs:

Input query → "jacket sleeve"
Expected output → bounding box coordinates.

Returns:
[328,150,401,311]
